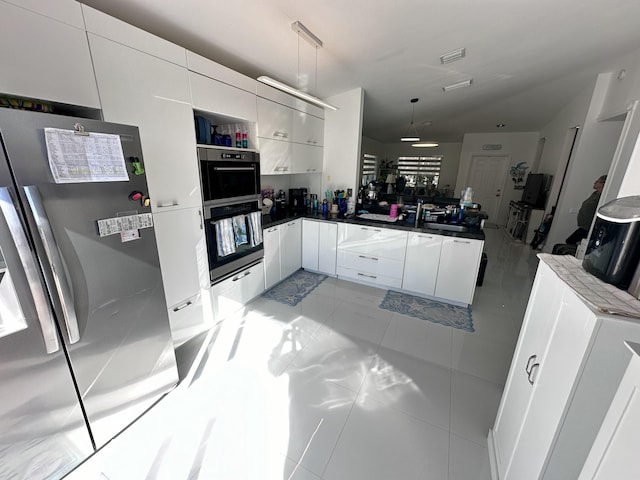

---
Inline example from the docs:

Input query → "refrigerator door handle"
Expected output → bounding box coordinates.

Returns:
[23,186,80,344]
[0,188,60,353]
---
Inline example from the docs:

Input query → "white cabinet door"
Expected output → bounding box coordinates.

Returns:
[434,237,483,304]
[505,288,596,480]
[402,232,443,296]
[292,110,324,146]
[263,226,281,289]
[189,71,257,122]
[291,143,323,174]
[0,1,100,108]
[152,207,208,308]
[492,263,566,478]
[211,262,264,321]
[259,138,291,174]
[257,97,293,141]
[280,219,302,279]
[302,220,320,271]
[88,34,201,211]
[318,222,337,275]
[579,344,640,480]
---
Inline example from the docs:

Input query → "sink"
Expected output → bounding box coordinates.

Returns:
[422,222,471,233]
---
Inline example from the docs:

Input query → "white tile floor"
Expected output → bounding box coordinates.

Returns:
[69,227,540,480]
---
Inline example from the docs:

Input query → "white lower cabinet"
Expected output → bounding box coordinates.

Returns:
[488,258,640,480]
[263,225,281,289]
[263,219,303,289]
[402,232,443,296]
[434,237,484,305]
[302,219,337,275]
[210,261,265,321]
[279,219,302,279]
[336,223,408,289]
[579,343,640,480]
[153,207,210,346]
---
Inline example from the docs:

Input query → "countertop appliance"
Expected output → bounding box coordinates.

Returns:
[0,108,178,478]
[583,196,640,290]
[289,187,308,215]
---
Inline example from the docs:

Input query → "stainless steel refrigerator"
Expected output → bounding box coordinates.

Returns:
[0,108,178,478]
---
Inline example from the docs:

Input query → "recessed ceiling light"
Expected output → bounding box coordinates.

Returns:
[496,123,506,128]
[440,48,466,64]
[412,142,439,148]
[442,79,473,92]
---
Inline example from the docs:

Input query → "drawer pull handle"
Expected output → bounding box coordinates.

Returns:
[527,363,540,385]
[173,300,193,312]
[157,201,179,208]
[454,240,471,244]
[358,255,379,261]
[357,272,377,279]
[360,227,381,232]
[525,354,537,375]
[418,235,433,239]
[268,227,278,232]
[232,271,251,281]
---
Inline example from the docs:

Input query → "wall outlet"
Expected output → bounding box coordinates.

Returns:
[347,188,353,197]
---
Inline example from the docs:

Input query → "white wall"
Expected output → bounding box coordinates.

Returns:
[455,132,540,225]
[544,73,625,251]
[322,87,364,196]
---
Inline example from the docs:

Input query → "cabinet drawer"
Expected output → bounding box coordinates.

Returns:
[168,292,209,347]
[337,266,402,289]
[211,262,265,321]
[337,250,404,279]
[338,224,408,260]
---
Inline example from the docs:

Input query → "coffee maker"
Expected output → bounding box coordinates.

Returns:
[289,188,308,215]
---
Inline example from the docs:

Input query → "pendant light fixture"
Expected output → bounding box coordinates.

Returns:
[401,98,420,142]
[257,21,337,111]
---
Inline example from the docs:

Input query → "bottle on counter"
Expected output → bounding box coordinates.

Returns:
[242,125,248,149]
[235,124,242,148]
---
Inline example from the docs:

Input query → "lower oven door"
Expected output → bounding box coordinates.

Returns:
[204,198,264,283]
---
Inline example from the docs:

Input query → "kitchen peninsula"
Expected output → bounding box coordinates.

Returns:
[262,210,485,307]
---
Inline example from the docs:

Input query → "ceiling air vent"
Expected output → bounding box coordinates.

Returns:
[440,48,466,64]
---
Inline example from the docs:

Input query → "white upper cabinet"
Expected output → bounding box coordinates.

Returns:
[88,34,201,211]
[189,72,257,123]
[186,51,256,95]
[257,98,293,141]
[291,143,322,174]
[292,109,324,146]
[0,1,100,107]
[81,5,187,67]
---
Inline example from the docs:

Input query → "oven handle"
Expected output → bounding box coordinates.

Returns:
[212,167,256,172]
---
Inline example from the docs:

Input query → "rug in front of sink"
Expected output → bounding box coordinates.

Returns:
[262,270,327,306]
[379,290,474,332]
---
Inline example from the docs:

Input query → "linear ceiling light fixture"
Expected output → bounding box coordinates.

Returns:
[412,142,439,148]
[440,47,466,64]
[401,98,420,142]
[257,20,337,111]
[257,76,337,110]
[443,79,473,92]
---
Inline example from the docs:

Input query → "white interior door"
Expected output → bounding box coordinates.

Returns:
[467,156,509,223]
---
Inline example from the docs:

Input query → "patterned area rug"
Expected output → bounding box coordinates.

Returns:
[262,270,327,306]
[379,290,474,332]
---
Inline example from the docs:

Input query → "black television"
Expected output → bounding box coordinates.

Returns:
[521,173,550,208]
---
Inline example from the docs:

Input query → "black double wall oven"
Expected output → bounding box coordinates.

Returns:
[198,147,263,283]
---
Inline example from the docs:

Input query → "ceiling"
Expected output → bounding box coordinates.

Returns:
[80,0,640,144]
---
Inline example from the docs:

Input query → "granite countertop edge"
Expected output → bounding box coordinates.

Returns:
[262,212,485,241]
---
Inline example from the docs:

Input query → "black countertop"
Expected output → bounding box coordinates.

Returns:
[262,211,485,241]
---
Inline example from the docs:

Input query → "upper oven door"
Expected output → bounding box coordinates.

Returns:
[199,148,260,203]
